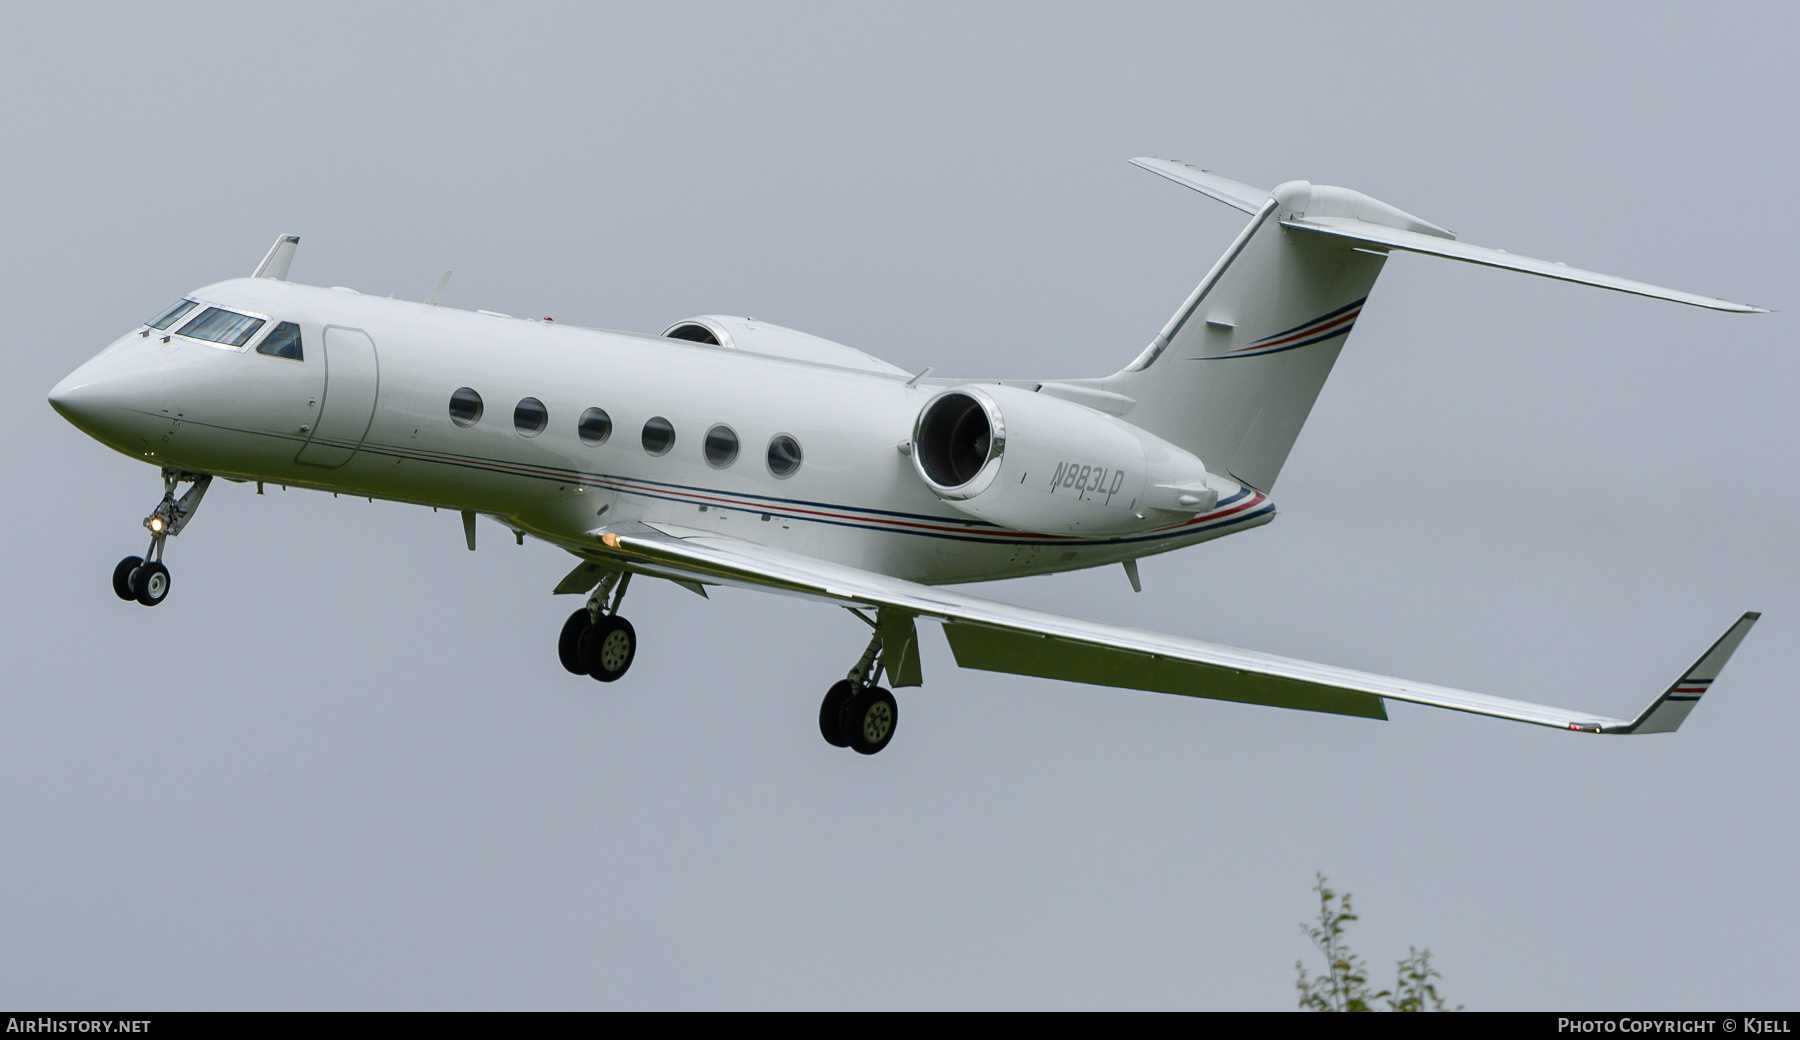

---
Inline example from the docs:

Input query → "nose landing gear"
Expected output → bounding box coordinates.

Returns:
[557,570,637,682]
[819,620,899,755]
[112,469,209,607]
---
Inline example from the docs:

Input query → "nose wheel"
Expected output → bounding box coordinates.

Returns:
[114,554,173,607]
[112,555,170,606]
[557,571,637,682]
[112,556,144,601]
[131,561,171,606]
[112,469,209,608]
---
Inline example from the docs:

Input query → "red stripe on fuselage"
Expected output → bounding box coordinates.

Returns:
[354,438,1270,544]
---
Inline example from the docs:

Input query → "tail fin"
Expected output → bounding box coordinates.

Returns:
[1090,159,1764,493]
[1096,166,1414,492]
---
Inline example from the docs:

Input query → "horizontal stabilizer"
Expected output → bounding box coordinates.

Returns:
[1129,158,1267,214]
[1284,216,1766,313]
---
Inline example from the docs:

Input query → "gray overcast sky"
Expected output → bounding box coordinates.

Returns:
[2,1,1794,1010]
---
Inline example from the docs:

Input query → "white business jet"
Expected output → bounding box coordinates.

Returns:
[49,159,1764,755]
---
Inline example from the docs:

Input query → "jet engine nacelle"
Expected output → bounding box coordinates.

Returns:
[909,384,1223,535]
[663,315,907,376]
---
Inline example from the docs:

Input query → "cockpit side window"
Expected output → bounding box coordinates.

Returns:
[147,299,198,330]
[257,321,303,360]
[177,307,266,348]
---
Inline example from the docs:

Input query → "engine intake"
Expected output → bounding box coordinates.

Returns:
[913,390,1004,498]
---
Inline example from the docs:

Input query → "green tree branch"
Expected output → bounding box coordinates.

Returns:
[1295,874,1460,1012]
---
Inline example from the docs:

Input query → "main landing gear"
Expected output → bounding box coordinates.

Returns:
[113,468,210,608]
[819,621,899,755]
[558,571,638,682]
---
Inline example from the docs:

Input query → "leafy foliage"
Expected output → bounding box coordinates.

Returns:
[1295,874,1459,1012]
[1389,946,1454,1012]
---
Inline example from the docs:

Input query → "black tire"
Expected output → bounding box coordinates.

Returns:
[133,560,171,607]
[579,615,636,682]
[112,556,143,601]
[841,686,898,755]
[819,680,855,747]
[558,609,592,674]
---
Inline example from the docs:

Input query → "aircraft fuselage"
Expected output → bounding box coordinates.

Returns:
[52,277,1273,586]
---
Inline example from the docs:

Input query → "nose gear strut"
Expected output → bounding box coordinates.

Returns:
[112,468,210,607]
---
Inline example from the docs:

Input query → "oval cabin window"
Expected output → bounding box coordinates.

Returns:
[766,434,802,477]
[449,387,484,427]
[642,416,676,456]
[704,424,739,468]
[579,407,613,446]
[514,397,548,437]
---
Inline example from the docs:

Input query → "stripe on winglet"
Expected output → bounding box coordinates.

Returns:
[1666,678,1713,702]
[1611,614,1757,734]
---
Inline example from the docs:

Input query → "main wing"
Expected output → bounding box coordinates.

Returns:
[570,523,1757,735]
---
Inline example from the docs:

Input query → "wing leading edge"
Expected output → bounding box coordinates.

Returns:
[577,523,1757,735]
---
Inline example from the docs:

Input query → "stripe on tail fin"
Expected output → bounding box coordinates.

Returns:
[1220,297,1367,359]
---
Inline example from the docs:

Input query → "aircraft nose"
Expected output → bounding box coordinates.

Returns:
[49,343,168,447]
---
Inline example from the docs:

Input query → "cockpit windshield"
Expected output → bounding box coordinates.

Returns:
[146,299,198,330]
[257,321,303,360]
[176,307,265,348]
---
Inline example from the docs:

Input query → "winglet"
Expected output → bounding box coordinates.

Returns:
[1604,612,1761,734]
[252,234,300,280]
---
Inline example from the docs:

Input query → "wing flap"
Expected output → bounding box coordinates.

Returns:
[943,621,1387,719]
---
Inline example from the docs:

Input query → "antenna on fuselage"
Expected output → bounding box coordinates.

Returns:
[251,235,300,280]
[424,270,453,306]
